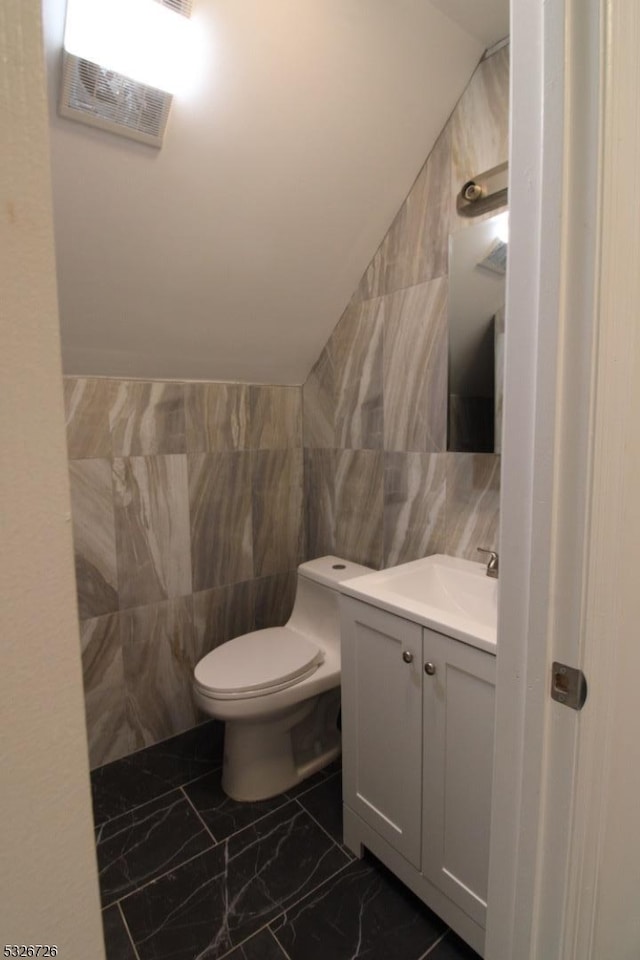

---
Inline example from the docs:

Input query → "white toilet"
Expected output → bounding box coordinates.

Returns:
[193,555,370,801]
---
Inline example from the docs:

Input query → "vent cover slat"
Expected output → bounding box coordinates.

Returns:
[58,0,191,147]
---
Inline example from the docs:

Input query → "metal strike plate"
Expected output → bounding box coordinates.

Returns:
[551,662,588,711]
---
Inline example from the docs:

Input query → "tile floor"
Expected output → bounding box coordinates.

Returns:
[92,722,481,960]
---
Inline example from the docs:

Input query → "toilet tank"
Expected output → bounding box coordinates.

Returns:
[287,556,372,651]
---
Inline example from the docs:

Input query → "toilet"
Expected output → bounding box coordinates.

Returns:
[193,556,370,801]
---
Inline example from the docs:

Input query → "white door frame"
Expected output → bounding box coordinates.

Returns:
[488,0,640,957]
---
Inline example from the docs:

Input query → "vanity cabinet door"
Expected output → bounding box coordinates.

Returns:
[340,597,423,868]
[422,628,496,928]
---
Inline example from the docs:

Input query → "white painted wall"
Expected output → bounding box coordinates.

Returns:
[42,0,493,383]
[0,2,105,954]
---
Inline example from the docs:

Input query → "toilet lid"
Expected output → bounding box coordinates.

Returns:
[194,627,324,697]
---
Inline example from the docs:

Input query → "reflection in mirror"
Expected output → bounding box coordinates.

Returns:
[447,211,508,453]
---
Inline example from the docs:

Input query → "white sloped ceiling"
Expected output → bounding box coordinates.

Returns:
[42,0,506,384]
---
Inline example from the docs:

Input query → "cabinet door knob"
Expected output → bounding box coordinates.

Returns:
[424,662,436,676]
[402,650,414,664]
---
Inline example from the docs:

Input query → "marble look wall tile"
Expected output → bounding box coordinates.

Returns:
[113,454,192,608]
[304,449,336,560]
[185,382,250,452]
[64,377,113,459]
[384,453,446,567]
[69,459,118,619]
[252,449,304,578]
[192,580,256,659]
[330,299,384,449]
[254,570,297,629]
[383,277,448,452]
[334,450,383,568]
[189,452,253,591]
[303,349,335,449]
[122,597,198,749]
[250,386,302,449]
[81,614,133,769]
[445,453,500,559]
[450,46,510,227]
[356,128,451,301]
[109,380,186,456]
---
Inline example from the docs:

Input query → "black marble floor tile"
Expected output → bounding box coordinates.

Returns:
[121,801,350,960]
[102,904,137,960]
[295,770,344,845]
[92,720,223,826]
[271,855,447,960]
[97,789,213,907]
[425,930,482,960]
[183,770,289,841]
[222,928,289,960]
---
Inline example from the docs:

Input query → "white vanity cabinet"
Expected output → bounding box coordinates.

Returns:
[340,595,496,957]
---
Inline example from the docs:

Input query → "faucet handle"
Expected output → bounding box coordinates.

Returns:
[477,548,499,578]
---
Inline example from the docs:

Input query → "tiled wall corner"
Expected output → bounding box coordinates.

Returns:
[64,375,303,768]
[331,299,384,451]
[382,278,448,453]
[334,450,384,568]
[304,449,336,560]
[121,597,198,748]
[444,453,500,560]
[303,47,508,570]
[355,125,452,302]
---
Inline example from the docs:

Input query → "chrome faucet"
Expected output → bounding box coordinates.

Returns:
[477,548,499,578]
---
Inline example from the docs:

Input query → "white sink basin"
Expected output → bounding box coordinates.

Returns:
[340,554,497,652]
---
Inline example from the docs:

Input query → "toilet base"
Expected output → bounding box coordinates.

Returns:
[221,693,341,801]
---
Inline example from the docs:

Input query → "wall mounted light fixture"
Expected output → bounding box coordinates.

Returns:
[457,162,509,218]
[63,0,195,94]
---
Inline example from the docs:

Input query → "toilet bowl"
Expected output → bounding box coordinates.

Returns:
[193,556,370,801]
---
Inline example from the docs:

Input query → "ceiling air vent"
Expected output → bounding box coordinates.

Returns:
[59,0,193,148]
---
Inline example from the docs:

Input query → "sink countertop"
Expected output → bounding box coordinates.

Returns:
[339,554,497,656]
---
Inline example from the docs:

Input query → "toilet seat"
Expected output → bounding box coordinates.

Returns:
[194,627,324,700]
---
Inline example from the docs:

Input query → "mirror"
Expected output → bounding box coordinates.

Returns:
[447,211,508,453]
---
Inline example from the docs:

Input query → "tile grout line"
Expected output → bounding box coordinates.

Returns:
[179,785,220,847]
[417,929,450,959]
[116,901,143,960]
[93,758,331,833]
[104,788,353,954]
[214,922,275,960]
[266,857,354,937]
[191,795,292,848]
[93,764,223,831]
[111,842,220,911]
[212,855,354,960]
[106,795,330,912]
[268,925,295,960]
[285,766,338,801]
[292,796,346,855]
